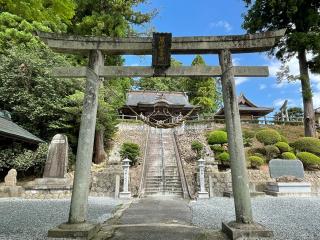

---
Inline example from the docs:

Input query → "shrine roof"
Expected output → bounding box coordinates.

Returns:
[124,90,196,108]
[0,111,43,143]
[215,93,273,116]
[315,107,320,113]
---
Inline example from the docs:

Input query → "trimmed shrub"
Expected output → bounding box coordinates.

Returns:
[247,147,266,156]
[297,152,320,168]
[191,140,204,157]
[207,130,228,145]
[243,130,255,147]
[217,152,230,162]
[280,135,288,143]
[256,129,281,145]
[275,142,291,153]
[265,145,280,161]
[248,156,264,168]
[210,144,225,153]
[292,137,320,156]
[120,142,140,166]
[281,152,297,160]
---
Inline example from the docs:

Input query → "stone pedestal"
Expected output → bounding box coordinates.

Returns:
[48,222,100,239]
[24,177,72,190]
[265,182,312,197]
[222,221,273,240]
[119,191,132,199]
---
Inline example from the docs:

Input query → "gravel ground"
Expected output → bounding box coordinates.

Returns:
[190,196,320,240]
[0,197,126,240]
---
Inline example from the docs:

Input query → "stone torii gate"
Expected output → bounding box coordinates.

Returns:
[38,30,285,239]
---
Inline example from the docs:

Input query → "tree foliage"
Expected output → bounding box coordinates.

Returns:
[242,0,320,137]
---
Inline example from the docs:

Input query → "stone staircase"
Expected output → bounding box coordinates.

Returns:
[144,128,183,197]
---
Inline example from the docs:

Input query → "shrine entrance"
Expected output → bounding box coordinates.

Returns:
[38,29,285,239]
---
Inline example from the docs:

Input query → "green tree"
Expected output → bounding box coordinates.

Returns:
[137,59,188,91]
[70,0,154,36]
[242,0,320,137]
[0,0,75,32]
[186,55,221,113]
[288,107,304,120]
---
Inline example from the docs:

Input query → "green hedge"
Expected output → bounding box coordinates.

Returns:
[275,142,291,153]
[207,130,228,145]
[297,152,320,168]
[256,129,281,145]
[292,137,320,156]
[248,156,264,168]
[281,152,297,160]
[280,135,288,143]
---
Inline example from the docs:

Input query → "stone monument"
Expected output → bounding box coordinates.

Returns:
[0,169,24,197]
[43,134,68,178]
[119,158,132,199]
[23,134,72,192]
[265,159,312,196]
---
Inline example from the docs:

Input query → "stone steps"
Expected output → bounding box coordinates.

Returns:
[143,129,183,197]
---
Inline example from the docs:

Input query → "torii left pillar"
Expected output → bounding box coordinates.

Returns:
[48,50,103,238]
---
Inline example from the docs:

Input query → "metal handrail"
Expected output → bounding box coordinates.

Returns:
[172,130,193,199]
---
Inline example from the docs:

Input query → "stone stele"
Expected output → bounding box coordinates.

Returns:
[43,134,68,178]
[4,169,17,186]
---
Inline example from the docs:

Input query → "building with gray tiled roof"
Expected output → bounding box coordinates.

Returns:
[0,110,43,144]
[120,90,200,121]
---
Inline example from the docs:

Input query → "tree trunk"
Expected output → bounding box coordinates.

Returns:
[298,50,316,137]
[93,129,107,164]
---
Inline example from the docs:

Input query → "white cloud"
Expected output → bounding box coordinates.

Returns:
[263,54,320,108]
[232,57,240,66]
[210,20,232,32]
[235,77,249,86]
[259,84,266,90]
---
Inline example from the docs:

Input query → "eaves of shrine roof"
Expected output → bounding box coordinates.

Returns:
[0,115,44,144]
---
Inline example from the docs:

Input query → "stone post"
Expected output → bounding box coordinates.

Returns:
[197,158,209,199]
[68,50,104,224]
[119,158,132,199]
[219,49,253,223]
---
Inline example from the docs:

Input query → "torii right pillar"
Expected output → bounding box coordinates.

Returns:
[219,49,273,239]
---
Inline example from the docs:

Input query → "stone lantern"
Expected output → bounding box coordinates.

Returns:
[119,158,132,199]
[197,158,209,199]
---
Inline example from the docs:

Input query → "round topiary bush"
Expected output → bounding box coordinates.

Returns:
[265,145,280,161]
[280,135,288,143]
[217,152,230,162]
[255,129,281,145]
[281,152,297,160]
[275,142,291,153]
[292,137,320,156]
[210,144,225,153]
[296,152,320,168]
[248,156,264,168]
[207,130,228,145]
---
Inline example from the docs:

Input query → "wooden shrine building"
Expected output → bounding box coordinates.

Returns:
[215,93,273,120]
[120,90,200,121]
[315,107,320,125]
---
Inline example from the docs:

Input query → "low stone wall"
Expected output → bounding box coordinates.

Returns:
[23,189,71,199]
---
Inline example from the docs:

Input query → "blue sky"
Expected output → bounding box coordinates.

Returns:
[125,0,320,113]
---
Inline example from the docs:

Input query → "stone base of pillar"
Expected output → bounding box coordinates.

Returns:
[197,191,209,199]
[48,222,100,239]
[222,221,273,240]
[119,191,132,199]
